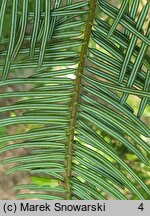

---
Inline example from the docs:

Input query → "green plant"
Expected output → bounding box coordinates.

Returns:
[0,0,149,200]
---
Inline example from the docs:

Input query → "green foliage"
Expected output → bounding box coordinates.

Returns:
[0,0,149,200]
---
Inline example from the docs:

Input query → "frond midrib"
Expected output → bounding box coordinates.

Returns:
[65,0,97,200]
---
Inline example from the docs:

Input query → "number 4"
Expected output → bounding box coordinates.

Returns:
[138,203,144,211]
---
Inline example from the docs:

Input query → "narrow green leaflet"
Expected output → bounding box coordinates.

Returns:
[0,0,149,200]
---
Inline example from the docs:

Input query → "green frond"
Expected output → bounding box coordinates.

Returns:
[0,0,149,200]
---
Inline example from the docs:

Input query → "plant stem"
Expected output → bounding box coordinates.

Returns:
[65,0,97,200]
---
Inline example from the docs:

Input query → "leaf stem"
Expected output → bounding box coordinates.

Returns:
[65,0,97,200]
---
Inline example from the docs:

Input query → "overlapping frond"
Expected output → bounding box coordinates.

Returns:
[0,0,149,200]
